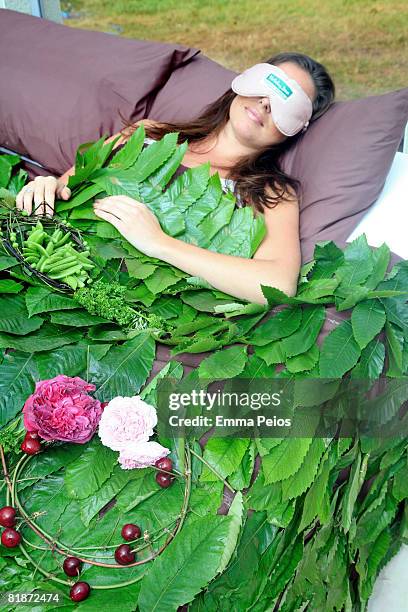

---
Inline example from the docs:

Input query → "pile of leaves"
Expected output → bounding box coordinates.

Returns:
[0,133,408,611]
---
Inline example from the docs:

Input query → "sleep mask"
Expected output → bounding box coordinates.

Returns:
[231,63,313,136]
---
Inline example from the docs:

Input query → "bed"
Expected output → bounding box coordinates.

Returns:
[1,8,408,611]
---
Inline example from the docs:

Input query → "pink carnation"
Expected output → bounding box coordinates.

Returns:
[23,375,102,443]
[98,396,157,452]
[119,441,170,470]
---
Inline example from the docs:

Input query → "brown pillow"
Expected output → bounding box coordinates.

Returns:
[0,9,199,176]
[146,53,237,122]
[149,60,408,264]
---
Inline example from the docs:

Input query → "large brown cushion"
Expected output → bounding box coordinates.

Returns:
[148,58,408,265]
[0,9,199,175]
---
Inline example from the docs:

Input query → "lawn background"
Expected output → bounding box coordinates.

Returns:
[61,0,408,101]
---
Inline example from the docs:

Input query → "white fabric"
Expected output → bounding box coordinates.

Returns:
[347,152,408,258]
[368,544,408,612]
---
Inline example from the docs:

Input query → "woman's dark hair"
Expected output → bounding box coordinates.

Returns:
[119,52,335,213]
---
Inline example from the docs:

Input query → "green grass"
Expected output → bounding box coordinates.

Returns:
[62,0,408,100]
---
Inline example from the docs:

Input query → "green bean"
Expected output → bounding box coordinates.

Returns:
[37,255,48,270]
[41,250,68,263]
[46,256,82,273]
[45,241,54,255]
[73,251,93,265]
[30,243,48,257]
[48,264,83,280]
[64,276,79,290]
[53,233,72,247]
[50,229,63,243]
[26,231,46,244]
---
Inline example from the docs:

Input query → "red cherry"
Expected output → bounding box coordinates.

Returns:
[155,457,173,472]
[21,437,41,455]
[63,556,82,577]
[24,431,40,441]
[0,506,17,528]
[1,528,21,548]
[69,581,90,602]
[155,472,174,488]
[121,523,141,542]
[114,544,135,565]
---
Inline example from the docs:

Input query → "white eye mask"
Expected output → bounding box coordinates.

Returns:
[231,63,313,136]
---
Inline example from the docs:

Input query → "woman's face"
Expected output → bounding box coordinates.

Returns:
[228,61,317,149]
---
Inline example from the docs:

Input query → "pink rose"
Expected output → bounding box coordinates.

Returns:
[98,396,158,452]
[119,441,170,470]
[23,375,102,444]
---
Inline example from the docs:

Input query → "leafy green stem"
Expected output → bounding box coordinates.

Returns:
[189,446,235,493]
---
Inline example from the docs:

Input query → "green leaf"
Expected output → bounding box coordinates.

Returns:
[144,267,182,294]
[228,441,256,490]
[0,351,37,426]
[137,515,232,612]
[335,234,373,288]
[385,321,405,376]
[0,324,82,353]
[115,468,158,513]
[281,306,325,358]
[64,438,117,500]
[197,345,248,382]
[254,338,286,366]
[0,295,43,335]
[217,492,244,574]
[201,438,250,482]
[0,156,12,188]
[0,255,19,271]
[310,240,345,280]
[262,438,313,484]
[298,452,331,532]
[281,438,326,500]
[78,463,147,525]
[125,257,157,280]
[18,442,84,490]
[198,192,236,244]
[129,131,179,182]
[209,206,266,258]
[34,343,88,379]
[319,319,361,378]
[297,278,339,300]
[365,242,391,290]
[350,337,385,380]
[108,125,146,169]
[286,343,319,373]
[0,279,23,293]
[180,290,237,313]
[351,299,386,349]
[50,309,110,327]
[341,452,367,533]
[56,183,103,212]
[248,306,302,346]
[25,287,78,317]
[88,331,156,399]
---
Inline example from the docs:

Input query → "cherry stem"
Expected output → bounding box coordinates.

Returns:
[0,441,193,573]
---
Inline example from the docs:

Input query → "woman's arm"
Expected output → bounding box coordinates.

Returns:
[93,187,302,307]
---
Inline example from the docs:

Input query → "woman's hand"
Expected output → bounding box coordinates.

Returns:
[16,176,71,217]
[93,195,168,259]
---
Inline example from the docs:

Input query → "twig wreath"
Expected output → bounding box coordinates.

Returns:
[0,377,193,603]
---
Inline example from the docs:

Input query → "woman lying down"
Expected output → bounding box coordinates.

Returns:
[15,52,335,306]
